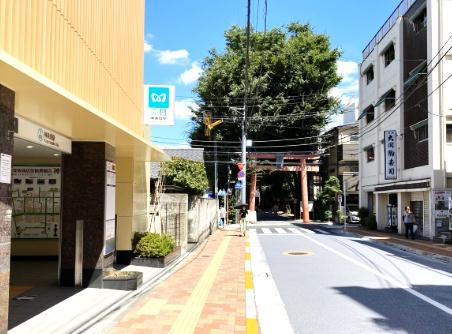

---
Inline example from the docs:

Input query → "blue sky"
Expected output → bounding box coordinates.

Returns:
[144,0,401,147]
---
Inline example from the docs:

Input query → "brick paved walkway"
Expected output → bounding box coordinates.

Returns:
[109,229,246,334]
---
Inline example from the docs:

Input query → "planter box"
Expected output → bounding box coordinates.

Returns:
[103,271,143,291]
[131,247,181,268]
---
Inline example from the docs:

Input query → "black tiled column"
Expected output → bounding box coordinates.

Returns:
[60,142,115,287]
[0,85,15,334]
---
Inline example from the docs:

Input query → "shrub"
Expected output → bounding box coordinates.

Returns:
[134,233,176,258]
[336,209,346,224]
[324,210,333,221]
[366,214,377,230]
[358,207,370,226]
[161,157,209,195]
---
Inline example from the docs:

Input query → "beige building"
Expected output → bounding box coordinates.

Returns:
[0,1,167,331]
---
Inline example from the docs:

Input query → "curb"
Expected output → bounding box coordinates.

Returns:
[245,236,259,334]
[344,229,452,264]
[73,239,207,334]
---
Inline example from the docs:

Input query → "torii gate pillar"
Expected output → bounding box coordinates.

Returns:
[300,159,310,223]
[249,172,257,211]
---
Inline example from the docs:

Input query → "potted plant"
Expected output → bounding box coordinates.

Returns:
[131,232,180,268]
[103,270,143,290]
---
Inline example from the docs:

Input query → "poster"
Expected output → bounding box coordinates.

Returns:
[11,166,61,238]
[432,190,452,235]
[0,153,12,184]
[104,161,116,255]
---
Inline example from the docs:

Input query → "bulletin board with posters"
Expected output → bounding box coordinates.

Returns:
[11,166,61,238]
[432,190,452,236]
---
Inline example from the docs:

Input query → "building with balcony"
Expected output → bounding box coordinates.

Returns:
[358,0,452,240]
[0,1,167,331]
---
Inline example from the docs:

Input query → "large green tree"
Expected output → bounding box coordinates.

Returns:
[191,23,342,150]
[190,23,342,203]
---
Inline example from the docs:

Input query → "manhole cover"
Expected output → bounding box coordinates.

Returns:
[284,251,313,256]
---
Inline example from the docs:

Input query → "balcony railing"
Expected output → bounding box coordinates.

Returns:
[362,0,417,60]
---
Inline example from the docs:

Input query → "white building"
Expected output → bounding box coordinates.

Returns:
[359,0,452,240]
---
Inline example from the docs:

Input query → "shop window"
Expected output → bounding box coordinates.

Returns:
[364,66,374,85]
[413,8,427,32]
[447,124,452,143]
[383,44,395,67]
[384,89,396,111]
[364,146,375,162]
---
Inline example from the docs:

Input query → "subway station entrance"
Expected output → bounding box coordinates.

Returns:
[9,122,72,328]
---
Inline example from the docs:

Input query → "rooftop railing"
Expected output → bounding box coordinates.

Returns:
[362,0,417,60]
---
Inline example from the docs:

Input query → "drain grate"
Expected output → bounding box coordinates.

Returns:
[284,251,313,256]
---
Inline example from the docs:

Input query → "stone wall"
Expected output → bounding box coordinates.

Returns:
[188,196,218,244]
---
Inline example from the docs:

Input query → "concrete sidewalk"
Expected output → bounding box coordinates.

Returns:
[349,226,452,262]
[106,227,249,334]
[9,226,251,334]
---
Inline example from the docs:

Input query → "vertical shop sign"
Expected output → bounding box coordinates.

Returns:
[384,130,397,180]
[144,85,176,125]
[0,153,12,184]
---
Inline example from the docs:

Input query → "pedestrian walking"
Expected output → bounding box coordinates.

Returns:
[218,205,226,228]
[239,205,248,237]
[403,206,416,240]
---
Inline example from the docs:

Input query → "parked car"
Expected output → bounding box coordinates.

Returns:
[346,206,360,223]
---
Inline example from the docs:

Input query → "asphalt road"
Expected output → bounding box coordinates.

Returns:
[249,220,452,334]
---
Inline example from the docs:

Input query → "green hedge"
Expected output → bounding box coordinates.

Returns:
[134,233,176,258]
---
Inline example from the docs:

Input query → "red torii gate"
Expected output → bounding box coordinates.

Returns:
[248,152,320,223]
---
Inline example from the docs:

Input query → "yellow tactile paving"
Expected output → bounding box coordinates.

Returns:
[168,236,231,334]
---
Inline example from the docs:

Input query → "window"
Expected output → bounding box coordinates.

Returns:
[364,146,375,162]
[413,8,427,32]
[447,124,452,142]
[350,133,359,142]
[366,106,375,123]
[415,125,428,142]
[384,89,396,111]
[383,44,395,67]
[364,66,374,85]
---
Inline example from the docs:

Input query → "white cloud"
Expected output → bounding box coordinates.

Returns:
[157,49,189,65]
[179,62,203,85]
[175,99,199,119]
[337,60,359,84]
[144,41,153,53]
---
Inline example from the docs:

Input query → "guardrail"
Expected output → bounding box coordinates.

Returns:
[362,0,417,60]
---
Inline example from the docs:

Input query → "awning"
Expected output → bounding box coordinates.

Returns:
[409,118,428,130]
[358,105,374,120]
[404,60,427,86]
[375,89,395,107]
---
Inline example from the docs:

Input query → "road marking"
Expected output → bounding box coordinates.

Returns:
[288,228,302,234]
[298,233,452,317]
[298,227,315,234]
[275,228,286,234]
[250,231,295,334]
[245,236,259,334]
[314,229,330,235]
[262,228,272,234]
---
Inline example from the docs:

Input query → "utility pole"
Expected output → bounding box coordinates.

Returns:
[241,0,251,205]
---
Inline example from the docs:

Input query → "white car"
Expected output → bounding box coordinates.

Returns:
[346,207,360,224]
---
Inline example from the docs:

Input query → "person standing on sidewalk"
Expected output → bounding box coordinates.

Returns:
[239,205,248,237]
[218,205,226,228]
[403,206,416,240]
